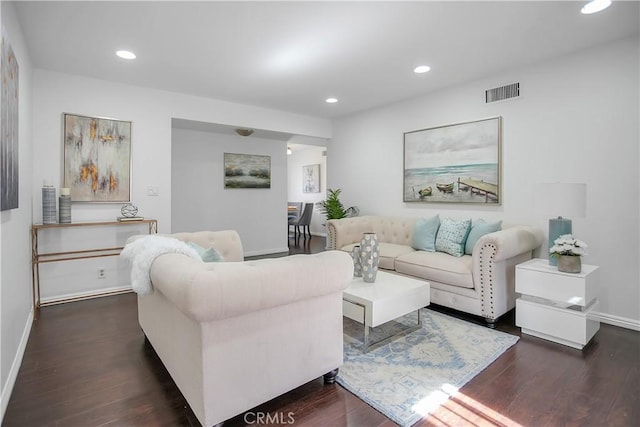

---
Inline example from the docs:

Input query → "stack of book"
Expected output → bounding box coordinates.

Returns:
[117,216,144,222]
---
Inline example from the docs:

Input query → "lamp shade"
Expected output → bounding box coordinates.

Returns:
[534,183,586,219]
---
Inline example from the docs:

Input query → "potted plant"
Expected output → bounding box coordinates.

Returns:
[550,234,588,273]
[318,188,359,220]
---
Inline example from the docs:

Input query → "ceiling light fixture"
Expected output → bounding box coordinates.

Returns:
[580,0,612,14]
[235,128,254,137]
[287,147,292,155]
[414,65,431,74]
[325,97,338,104]
[116,50,136,60]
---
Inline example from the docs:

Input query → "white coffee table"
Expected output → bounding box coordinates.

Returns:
[342,270,430,352]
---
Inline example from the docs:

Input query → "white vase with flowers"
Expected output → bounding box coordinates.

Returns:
[550,234,588,273]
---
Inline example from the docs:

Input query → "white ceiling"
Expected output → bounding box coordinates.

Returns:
[13,1,640,119]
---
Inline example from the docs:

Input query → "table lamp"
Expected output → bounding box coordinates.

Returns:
[535,183,587,266]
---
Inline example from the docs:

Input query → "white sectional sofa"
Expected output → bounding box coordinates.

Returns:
[327,216,543,324]
[124,230,353,427]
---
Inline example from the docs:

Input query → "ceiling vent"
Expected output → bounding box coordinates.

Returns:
[485,82,520,103]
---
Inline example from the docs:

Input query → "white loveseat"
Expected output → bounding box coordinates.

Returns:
[126,230,353,427]
[327,216,543,324]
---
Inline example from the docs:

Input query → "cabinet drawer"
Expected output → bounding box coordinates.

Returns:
[516,298,599,348]
[516,265,598,307]
[343,299,364,325]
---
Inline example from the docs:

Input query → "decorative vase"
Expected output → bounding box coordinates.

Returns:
[42,185,57,224]
[58,188,71,224]
[557,255,581,274]
[121,203,139,218]
[359,232,379,283]
[351,245,363,277]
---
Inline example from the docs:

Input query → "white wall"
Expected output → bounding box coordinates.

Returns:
[329,37,640,329]
[29,69,331,301]
[287,146,327,236]
[172,128,289,256]
[1,1,34,418]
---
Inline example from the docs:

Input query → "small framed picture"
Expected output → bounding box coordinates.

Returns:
[224,152,271,189]
[303,164,320,193]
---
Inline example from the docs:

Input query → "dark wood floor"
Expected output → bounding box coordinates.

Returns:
[4,236,639,426]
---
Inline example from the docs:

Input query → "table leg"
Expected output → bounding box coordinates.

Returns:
[363,308,423,353]
[364,324,370,350]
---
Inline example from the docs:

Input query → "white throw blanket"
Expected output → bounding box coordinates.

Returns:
[120,235,201,295]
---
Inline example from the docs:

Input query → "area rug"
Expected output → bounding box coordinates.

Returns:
[336,308,518,427]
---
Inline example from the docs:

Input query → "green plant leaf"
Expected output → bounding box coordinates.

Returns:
[318,188,359,220]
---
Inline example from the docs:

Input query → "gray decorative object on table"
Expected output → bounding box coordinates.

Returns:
[42,185,57,224]
[351,245,363,277]
[359,232,379,283]
[557,255,581,274]
[58,194,71,223]
[121,203,138,218]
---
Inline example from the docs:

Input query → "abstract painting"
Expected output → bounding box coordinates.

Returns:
[303,164,320,193]
[224,153,271,189]
[404,117,502,204]
[63,113,131,202]
[1,29,19,211]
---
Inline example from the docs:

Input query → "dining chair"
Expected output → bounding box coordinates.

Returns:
[289,202,313,240]
[287,202,302,221]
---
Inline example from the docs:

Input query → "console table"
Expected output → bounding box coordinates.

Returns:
[515,258,599,350]
[31,219,157,311]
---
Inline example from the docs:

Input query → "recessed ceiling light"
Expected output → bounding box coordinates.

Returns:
[414,65,431,74]
[581,0,612,14]
[325,97,338,104]
[116,50,136,60]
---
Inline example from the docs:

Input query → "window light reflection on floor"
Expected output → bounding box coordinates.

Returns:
[412,383,459,416]
[413,384,525,426]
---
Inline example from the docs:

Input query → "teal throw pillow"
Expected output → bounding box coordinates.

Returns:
[411,215,440,252]
[435,218,471,257]
[464,219,502,255]
[187,241,224,262]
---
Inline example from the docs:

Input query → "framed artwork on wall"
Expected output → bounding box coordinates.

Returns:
[1,29,19,211]
[303,164,320,193]
[63,113,132,202]
[224,153,271,189]
[403,116,502,205]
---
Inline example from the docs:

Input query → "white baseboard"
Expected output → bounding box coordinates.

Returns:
[40,285,133,306]
[244,247,290,257]
[590,311,640,331]
[1,308,34,422]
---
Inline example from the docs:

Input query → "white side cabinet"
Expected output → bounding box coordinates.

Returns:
[515,258,599,350]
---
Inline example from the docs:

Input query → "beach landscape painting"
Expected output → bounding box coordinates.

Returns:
[404,117,501,204]
[224,153,271,189]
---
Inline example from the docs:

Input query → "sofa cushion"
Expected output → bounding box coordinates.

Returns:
[341,242,415,270]
[435,218,471,257]
[465,219,502,255]
[187,241,224,262]
[395,251,474,289]
[411,215,440,252]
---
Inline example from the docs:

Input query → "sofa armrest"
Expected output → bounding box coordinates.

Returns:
[475,226,543,262]
[148,251,353,322]
[472,226,543,320]
[326,216,373,250]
